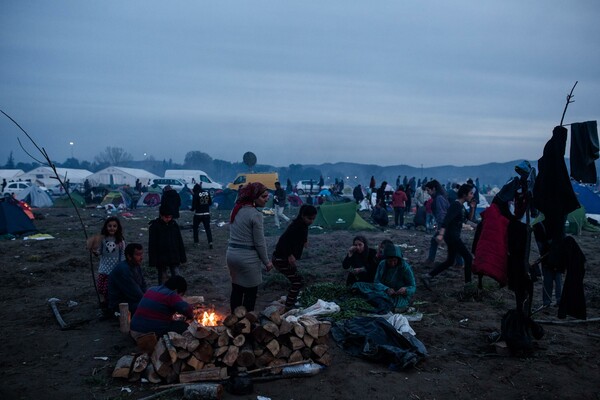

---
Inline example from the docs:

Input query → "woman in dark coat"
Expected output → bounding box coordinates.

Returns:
[342,235,378,286]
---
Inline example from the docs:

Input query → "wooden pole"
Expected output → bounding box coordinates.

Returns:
[119,303,130,334]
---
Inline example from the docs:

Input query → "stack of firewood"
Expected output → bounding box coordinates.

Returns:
[112,304,332,384]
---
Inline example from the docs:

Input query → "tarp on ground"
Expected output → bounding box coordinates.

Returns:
[53,191,86,208]
[137,192,161,207]
[0,197,37,235]
[571,181,600,214]
[100,190,132,209]
[15,185,53,208]
[313,201,377,231]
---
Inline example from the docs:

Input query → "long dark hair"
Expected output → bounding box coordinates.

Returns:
[425,179,447,198]
[101,216,124,244]
[294,204,317,222]
[353,235,370,261]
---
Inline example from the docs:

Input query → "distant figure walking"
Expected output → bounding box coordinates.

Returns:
[273,181,290,229]
[191,183,213,249]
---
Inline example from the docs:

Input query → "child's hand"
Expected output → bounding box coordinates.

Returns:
[265,261,274,272]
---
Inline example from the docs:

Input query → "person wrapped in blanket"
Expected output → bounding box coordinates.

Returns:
[352,244,416,313]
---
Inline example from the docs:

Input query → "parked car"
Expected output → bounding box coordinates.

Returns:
[295,179,320,195]
[3,181,32,196]
[152,178,187,191]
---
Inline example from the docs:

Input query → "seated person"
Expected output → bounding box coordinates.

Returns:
[108,243,147,315]
[130,276,194,338]
[371,199,389,227]
[342,235,378,286]
[352,244,416,313]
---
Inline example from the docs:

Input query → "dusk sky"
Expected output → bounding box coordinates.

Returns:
[1,1,599,168]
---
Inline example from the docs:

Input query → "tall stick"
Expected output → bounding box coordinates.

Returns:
[0,109,101,305]
[560,81,578,126]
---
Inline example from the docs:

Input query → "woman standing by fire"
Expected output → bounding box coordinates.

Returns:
[226,183,273,312]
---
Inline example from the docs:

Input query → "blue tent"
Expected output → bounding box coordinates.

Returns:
[571,181,600,214]
[0,198,37,235]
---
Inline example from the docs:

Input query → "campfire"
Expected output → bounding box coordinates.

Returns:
[193,306,221,327]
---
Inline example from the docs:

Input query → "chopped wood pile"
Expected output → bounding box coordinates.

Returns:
[112,304,332,384]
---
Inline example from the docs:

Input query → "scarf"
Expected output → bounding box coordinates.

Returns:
[230,182,268,223]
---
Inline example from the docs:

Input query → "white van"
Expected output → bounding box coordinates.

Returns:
[164,170,222,195]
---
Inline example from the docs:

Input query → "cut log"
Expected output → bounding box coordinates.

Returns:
[151,338,173,377]
[214,345,229,358]
[222,314,239,328]
[316,352,332,366]
[179,367,222,383]
[279,319,292,335]
[118,303,130,334]
[186,355,204,371]
[186,338,200,353]
[288,350,304,363]
[245,311,259,324]
[188,322,215,340]
[251,326,272,344]
[177,349,191,359]
[234,318,252,335]
[300,317,320,339]
[163,334,178,364]
[265,339,280,357]
[293,322,305,338]
[128,371,141,382]
[300,347,312,359]
[315,335,330,345]
[311,344,329,358]
[303,335,314,348]
[145,363,162,383]
[183,383,224,400]
[278,345,292,359]
[133,353,149,373]
[288,336,305,350]
[232,334,246,347]
[318,321,332,337]
[261,305,282,325]
[193,341,214,363]
[112,355,135,378]
[236,345,256,367]
[262,321,280,337]
[254,352,275,367]
[233,305,247,319]
[223,345,240,367]
[217,333,230,347]
[166,359,182,383]
[168,331,188,348]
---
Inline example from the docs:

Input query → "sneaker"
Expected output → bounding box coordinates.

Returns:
[421,274,433,291]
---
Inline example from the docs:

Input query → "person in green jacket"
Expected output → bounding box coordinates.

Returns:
[352,244,416,312]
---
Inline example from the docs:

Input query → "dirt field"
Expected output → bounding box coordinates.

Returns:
[1,205,599,400]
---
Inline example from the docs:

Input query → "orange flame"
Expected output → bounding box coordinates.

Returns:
[200,311,218,326]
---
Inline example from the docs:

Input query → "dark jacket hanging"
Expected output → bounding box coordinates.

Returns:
[557,236,587,320]
[570,120,599,184]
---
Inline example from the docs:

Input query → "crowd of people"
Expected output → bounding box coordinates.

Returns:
[89,174,567,350]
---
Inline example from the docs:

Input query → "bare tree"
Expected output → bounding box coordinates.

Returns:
[94,146,133,165]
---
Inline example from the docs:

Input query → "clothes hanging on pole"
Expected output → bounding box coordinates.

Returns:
[570,121,599,184]
[557,236,587,320]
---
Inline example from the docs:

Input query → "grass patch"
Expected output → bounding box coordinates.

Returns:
[299,282,375,321]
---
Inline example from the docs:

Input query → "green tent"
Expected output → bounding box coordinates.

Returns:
[532,206,600,235]
[53,191,86,208]
[313,202,377,231]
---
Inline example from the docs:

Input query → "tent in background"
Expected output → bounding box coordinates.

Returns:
[137,192,161,207]
[0,198,37,235]
[15,185,54,208]
[87,166,159,188]
[101,190,132,209]
[571,181,600,214]
[0,169,25,181]
[313,202,377,231]
[53,191,86,208]
[213,189,237,210]
[178,187,193,210]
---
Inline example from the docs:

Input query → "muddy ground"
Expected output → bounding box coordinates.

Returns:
[0,205,598,400]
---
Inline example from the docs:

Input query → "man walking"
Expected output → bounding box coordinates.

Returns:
[273,181,290,229]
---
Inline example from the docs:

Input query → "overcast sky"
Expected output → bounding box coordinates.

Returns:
[1,1,599,168]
